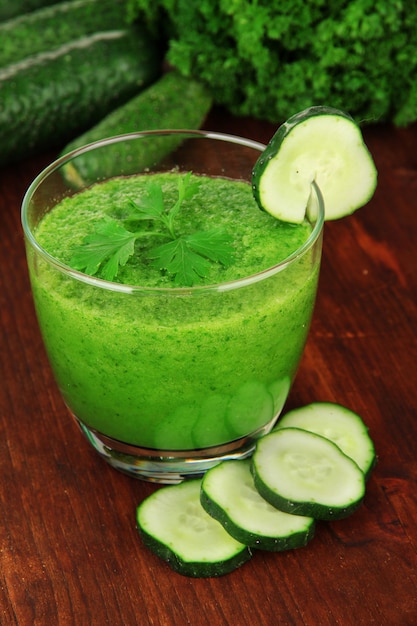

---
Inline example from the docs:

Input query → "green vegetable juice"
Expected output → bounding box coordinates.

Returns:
[29,172,320,450]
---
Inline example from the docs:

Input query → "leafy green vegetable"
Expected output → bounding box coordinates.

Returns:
[150,230,234,286]
[71,220,140,282]
[128,173,201,239]
[71,173,234,286]
[127,0,417,127]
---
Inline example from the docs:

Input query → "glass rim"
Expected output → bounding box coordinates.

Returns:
[21,129,325,294]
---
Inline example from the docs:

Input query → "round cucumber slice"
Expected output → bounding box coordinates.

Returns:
[252,106,377,223]
[252,427,366,520]
[225,380,274,438]
[275,402,376,480]
[201,459,315,551]
[136,479,252,577]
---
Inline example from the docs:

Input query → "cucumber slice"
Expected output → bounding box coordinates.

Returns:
[225,380,274,438]
[252,106,377,223]
[275,402,376,480]
[252,427,366,520]
[136,479,252,578]
[201,459,315,551]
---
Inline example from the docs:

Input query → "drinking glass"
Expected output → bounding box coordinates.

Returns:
[22,130,324,483]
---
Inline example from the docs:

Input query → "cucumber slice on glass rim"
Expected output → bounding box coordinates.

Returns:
[136,479,252,578]
[252,106,377,223]
[251,427,366,521]
[275,402,377,480]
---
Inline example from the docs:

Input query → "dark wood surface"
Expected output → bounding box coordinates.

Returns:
[1,108,416,626]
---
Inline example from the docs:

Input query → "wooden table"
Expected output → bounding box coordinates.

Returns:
[1,108,416,625]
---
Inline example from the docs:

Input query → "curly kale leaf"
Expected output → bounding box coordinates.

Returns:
[128,0,417,127]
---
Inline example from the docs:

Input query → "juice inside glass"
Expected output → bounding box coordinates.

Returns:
[22,130,324,483]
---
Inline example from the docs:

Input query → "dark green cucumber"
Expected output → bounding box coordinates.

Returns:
[60,71,212,187]
[136,479,252,578]
[0,28,162,167]
[0,0,66,21]
[0,0,129,67]
[201,459,315,551]
[252,427,366,521]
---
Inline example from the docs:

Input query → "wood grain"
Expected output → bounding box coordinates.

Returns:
[1,109,416,626]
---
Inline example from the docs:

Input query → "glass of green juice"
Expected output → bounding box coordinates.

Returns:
[22,130,324,483]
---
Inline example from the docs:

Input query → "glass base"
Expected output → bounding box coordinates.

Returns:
[75,418,271,483]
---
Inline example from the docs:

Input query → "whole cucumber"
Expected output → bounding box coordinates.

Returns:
[60,71,213,186]
[0,28,162,167]
[0,0,65,21]
[0,0,129,67]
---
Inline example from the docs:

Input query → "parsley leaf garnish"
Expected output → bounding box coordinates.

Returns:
[71,220,139,282]
[70,173,234,286]
[150,237,212,287]
[150,230,233,286]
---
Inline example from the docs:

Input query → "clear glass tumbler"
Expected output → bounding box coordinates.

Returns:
[22,130,324,483]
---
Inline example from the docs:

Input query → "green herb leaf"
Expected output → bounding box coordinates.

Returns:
[150,237,212,286]
[185,230,234,265]
[168,171,200,227]
[70,219,138,281]
[128,181,166,221]
[150,230,233,286]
